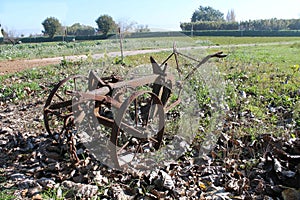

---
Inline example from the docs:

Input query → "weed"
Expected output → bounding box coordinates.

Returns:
[0,189,16,200]
[42,187,69,200]
[0,171,16,200]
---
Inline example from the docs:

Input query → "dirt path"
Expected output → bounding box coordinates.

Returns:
[0,41,295,75]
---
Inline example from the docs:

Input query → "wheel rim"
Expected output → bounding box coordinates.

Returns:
[110,91,165,169]
[44,75,88,139]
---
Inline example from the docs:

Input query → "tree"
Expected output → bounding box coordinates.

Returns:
[135,24,150,32]
[42,17,62,38]
[117,19,137,33]
[95,15,117,36]
[288,19,300,30]
[226,9,236,22]
[191,6,224,22]
[67,23,95,36]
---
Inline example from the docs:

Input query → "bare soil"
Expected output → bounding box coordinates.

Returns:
[0,55,88,74]
[0,58,60,74]
[0,49,167,75]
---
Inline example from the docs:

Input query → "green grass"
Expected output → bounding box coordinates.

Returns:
[0,171,16,200]
[0,60,87,102]
[0,37,195,61]
[218,43,300,136]
[42,187,69,200]
[0,189,16,200]
[199,36,300,45]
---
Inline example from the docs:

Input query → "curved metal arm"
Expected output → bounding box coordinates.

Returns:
[183,51,227,81]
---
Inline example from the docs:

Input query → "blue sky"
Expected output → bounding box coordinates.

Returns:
[1,0,300,36]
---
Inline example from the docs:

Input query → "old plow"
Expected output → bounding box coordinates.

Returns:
[43,47,226,169]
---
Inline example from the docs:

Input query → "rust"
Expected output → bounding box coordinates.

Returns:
[43,48,226,167]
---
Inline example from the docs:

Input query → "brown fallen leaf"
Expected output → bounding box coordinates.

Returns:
[282,188,300,200]
[31,194,43,200]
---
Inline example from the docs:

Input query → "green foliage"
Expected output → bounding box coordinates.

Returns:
[0,171,16,200]
[95,15,117,36]
[67,23,96,36]
[220,43,300,136]
[182,18,300,31]
[42,187,69,200]
[291,64,300,74]
[0,81,40,101]
[288,19,300,29]
[113,56,124,65]
[42,17,63,38]
[191,6,224,22]
[181,21,239,31]
[60,56,70,67]
[186,30,300,37]
[0,60,87,102]
[240,18,300,31]
[0,189,16,200]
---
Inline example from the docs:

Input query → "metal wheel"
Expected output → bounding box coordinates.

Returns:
[110,91,165,169]
[44,75,88,140]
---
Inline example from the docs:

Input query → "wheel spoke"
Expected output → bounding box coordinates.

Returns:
[48,100,72,110]
[44,75,88,138]
[146,99,154,125]
[74,77,77,91]
[110,91,164,169]
[134,99,138,126]
[117,141,130,154]
[149,136,158,143]
[55,93,65,102]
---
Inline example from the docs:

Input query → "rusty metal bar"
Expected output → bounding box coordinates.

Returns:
[184,51,226,81]
[83,73,174,97]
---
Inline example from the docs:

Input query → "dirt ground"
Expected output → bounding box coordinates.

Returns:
[0,53,92,75]
[0,58,61,75]
[0,48,168,75]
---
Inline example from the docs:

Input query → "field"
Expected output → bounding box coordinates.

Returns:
[1,36,300,61]
[0,36,300,199]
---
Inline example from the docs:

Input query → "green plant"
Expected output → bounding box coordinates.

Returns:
[0,171,16,200]
[95,14,117,36]
[0,189,16,200]
[60,56,70,67]
[113,56,124,65]
[42,17,62,38]
[42,187,69,200]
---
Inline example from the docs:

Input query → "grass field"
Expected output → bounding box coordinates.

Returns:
[1,36,300,61]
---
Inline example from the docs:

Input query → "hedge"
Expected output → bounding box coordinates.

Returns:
[6,30,300,45]
[181,19,300,31]
[18,34,115,43]
[182,30,300,37]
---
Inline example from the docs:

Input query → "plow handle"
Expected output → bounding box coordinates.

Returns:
[184,51,226,81]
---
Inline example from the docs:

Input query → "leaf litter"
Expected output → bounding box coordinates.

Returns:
[0,66,299,200]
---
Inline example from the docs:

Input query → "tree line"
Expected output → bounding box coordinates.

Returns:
[181,6,300,31]
[181,19,300,31]
[41,15,150,38]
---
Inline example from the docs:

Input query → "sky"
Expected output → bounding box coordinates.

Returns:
[1,0,300,36]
